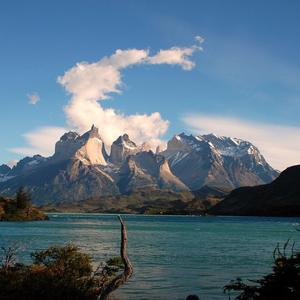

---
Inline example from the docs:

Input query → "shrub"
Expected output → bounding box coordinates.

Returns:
[0,244,124,300]
[224,241,300,300]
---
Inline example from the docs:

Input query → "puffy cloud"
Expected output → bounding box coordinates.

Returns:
[182,113,300,170]
[27,92,40,105]
[104,49,149,69]
[147,46,200,70]
[148,36,203,70]
[10,127,67,157]
[11,38,201,158]
[57,40,201,148]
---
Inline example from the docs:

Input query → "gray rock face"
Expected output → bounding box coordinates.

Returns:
[0,126,113,203]
[0,128,278,204]
[0,164,11,175]
[160,133,278,190]
[0,159,119,204]
[109,134,138,165]
[0,164,12,183]
[53,131,81,162]
[53,125,108,165]
[10,155,48,176]
[118,151,188,193]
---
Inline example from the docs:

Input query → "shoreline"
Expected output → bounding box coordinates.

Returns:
[44,211,300,219]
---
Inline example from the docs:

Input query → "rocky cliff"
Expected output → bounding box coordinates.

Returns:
[0,126,278,204]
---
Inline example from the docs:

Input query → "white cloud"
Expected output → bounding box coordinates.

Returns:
[195,35,205,44]
[57,40,201,148]
[10,127,67,157]
[182,113,300,170]
[10,38,201,158]
[147,36,203,70]
[147,46,200,70]
[27,92,40,105]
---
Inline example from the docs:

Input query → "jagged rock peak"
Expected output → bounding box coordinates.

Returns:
[113,134,137,148]
[58,125,102,145]
[59,131,80,142]
[0,164,11,175]
[165,132,198,154]
[200,133,264,159]
[110,134,138,164]
[81,124,102,141]
[0,128,280,204]
[167,132,264,159]
[53,125,107,165]
[74,125,107,165]
[9,155,48,176]
[160,131,278,191]
[118,150,188,193]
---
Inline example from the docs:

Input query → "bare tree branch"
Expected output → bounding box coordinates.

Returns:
[98,215,133,300]
[1,245,18,271]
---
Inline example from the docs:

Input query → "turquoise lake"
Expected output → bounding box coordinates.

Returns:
[1,214,299,299]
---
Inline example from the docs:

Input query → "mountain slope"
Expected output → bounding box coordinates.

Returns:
[161,133,278,190]
[118,151,188,193]
[0,159,119,204]
[0,127,278,205]
[40,186,228,215]
[0,126,118,203]
[109,134,139,165]
[0,164,11,175]
[0,164,12,183]
[53,125,108,165]
[209,165,300,216]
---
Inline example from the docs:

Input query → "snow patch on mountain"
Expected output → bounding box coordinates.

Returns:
[0,127,279,203]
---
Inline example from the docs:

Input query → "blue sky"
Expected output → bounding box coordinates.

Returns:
[0,0,300,169]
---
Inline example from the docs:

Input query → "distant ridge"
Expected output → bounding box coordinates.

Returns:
[0,126,278,204]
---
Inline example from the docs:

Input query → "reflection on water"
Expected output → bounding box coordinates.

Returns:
[1,214,299,300]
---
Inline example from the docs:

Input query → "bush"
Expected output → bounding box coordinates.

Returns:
[0,244,124,300]
[224,241,300,300]
[0,191,48,221]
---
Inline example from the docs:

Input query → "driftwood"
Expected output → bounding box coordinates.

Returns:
[98,215,133,300]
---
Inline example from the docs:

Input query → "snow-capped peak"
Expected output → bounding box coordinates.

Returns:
[162,132,268,166]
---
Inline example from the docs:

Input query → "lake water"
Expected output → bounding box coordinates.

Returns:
[1,214,300,300]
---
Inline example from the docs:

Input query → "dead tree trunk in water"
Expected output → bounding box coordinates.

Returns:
[98,215,133,300]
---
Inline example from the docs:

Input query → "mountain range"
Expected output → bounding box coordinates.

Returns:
[0,125,278,204]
